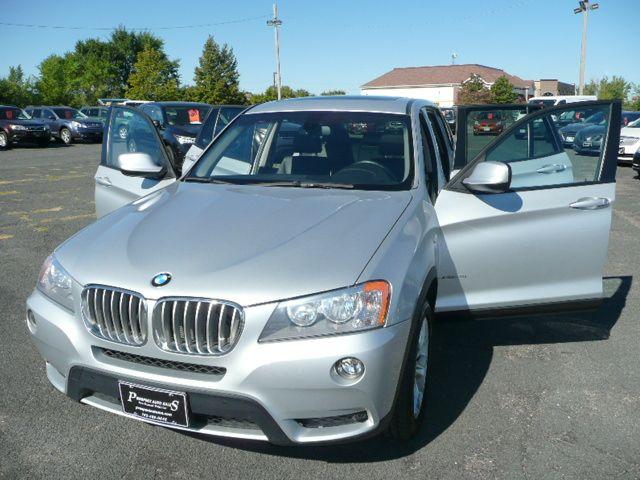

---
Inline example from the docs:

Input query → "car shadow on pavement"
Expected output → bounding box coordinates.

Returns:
[185,275,631,463]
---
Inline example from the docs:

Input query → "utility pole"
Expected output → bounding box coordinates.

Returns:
[267,2,283,100]
[574,0,599,95]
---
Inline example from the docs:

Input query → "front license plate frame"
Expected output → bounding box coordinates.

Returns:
[118,381,190,427]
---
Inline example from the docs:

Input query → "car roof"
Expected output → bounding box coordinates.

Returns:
[148,102,212,108]
[248,96,428,115]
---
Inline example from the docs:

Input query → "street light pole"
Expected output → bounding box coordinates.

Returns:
[574,0,599,95]
[267,2,283,100]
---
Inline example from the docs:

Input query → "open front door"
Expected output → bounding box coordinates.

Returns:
[95,106,177,218]
[453,103,542,175]
[435,100,621,315]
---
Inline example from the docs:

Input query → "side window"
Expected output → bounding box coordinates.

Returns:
[30,109,41,118]
[483,104,610,189]
[215,107,245,136]
[194,108,220,149]
[106,108,167,170]
[44,109,56,120]
[426,110,451,180]
[419,115,439,203]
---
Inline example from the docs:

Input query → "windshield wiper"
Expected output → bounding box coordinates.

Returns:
[247,181,355,189]
[183,177,245,184]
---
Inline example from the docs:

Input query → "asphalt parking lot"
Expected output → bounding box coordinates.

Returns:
[1,144,639,480]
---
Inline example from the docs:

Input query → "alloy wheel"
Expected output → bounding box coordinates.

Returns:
[413,315,428,418]
[61,129,71,144]
[0,132,7,148]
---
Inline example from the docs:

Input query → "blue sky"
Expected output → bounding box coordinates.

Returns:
[1,0,637,94]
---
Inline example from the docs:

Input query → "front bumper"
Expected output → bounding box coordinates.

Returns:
[72,128,103,141]
[618,144,640,164]
[10,129,50,143]
[26,289,410,445]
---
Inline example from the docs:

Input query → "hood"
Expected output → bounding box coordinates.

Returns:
[56,182,412,306]
[560,122,592,135]
[75,117,103,127]
[620,125,640,137]
[83,116,105,124]
[575,124,605,138]
[167,124,201,137]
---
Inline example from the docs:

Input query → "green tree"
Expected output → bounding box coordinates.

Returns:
[627,84,640,111]
[108,27,164,96]
[583,76,632,102]
[192,36,245,104]
[37,54,74,105]
[457,74,492,105]
[0,65,39,106]
[584,79,598,96]
[126,46,180,101]
[490,75,518,103]
[251,85,312,104]
[321,90,346,96]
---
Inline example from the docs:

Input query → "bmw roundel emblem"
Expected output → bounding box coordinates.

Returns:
[151,272,172,287]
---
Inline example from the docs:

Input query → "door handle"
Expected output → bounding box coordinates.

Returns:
[537,164,567,174]
[569,197,610,210]
[95,176,112,187]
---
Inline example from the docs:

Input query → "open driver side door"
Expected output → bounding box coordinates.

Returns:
[95,106,177,218]
[434,100,620,315]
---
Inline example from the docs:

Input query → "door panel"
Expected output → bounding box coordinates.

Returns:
[95,106,176,218]
[435,100,620,314]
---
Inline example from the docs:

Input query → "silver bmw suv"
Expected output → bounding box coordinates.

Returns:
[27,96,620,445]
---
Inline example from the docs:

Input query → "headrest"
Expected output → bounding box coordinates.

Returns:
[293,132,323,154]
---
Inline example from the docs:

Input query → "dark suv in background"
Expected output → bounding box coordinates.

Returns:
[25,106,104,144]
[0,105,50,149]
[137,102,211,163]
[80,106,110,120]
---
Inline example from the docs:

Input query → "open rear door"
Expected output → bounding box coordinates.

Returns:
[95,106,177,218]
[435,100,620,315]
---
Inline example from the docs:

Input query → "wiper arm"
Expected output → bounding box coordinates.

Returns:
[183,177,244,185]
[249,181,355,189]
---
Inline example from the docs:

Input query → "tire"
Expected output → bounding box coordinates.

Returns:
[0,131,9,149]
[388,300,432,441]
[60,128,72,145]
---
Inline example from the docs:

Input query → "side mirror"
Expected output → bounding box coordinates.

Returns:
[462,161,511,194]
[152,119,163,129]
[117,152,164,178]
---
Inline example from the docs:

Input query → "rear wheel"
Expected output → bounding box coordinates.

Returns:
[388,300,432,441]
[0,131,8,149]
[60,128,72,145]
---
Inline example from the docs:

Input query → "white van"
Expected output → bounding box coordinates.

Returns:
[528,95,597,107]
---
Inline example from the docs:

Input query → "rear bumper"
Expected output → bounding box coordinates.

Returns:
[27,289,410,445]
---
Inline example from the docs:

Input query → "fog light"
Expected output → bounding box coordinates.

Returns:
[334,357,365,380]
[26,309,37,332]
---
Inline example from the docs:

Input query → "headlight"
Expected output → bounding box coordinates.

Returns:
[37,255,75,311]
[71,121,83,128]
[174,134,195,145]
[620,136,640,146]
[587,134,603,142]
[10,124,27,130]
[259,281,390,342]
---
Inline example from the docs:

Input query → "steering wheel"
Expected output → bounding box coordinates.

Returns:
[333,160,396,183]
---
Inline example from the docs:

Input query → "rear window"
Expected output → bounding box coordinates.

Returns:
[52,108,85,120]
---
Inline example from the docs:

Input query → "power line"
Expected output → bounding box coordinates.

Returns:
[0,14,269,31]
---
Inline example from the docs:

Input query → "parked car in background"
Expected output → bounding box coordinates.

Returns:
[632,148,640,175]
[136,102,211,167]
[558,110,607,146]
[25,106,104,144]
[528,95,597,107]
[80,106,110,120]
[29,97,621,445]
[441,107,456,134]
[573,124,605,155]
[0,105,50,149]
[619,117,640,164]
[472,110,504,135]
[122,100,151,108]
[182,105,247,172]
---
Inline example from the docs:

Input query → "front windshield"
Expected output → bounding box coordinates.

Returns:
[52,108,86,120]
[187,111,413,190]
[165,105,211,126]
[584,111,606,125]
[0,107,31,120]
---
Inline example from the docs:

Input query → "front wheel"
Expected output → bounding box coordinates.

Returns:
[0,131,9,149]
[60,128,72,145]
[388,301,432,441]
